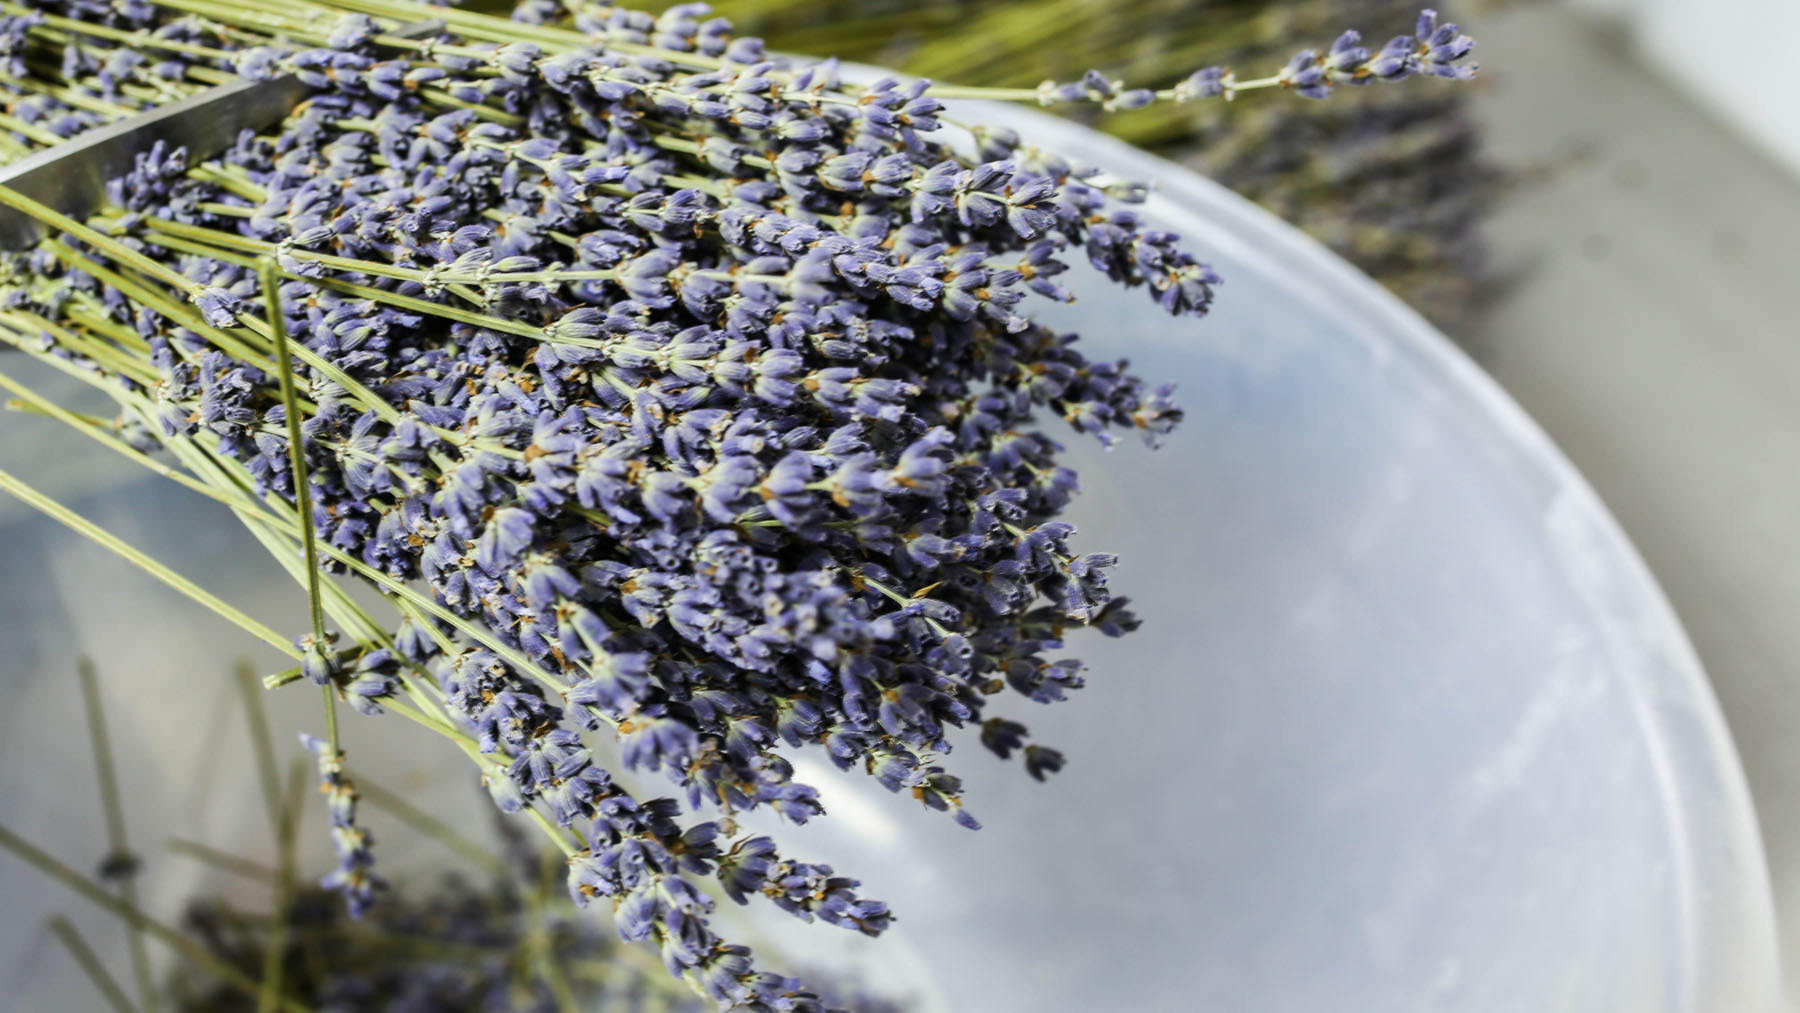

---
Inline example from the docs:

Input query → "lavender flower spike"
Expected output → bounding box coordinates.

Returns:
[1172,9,1478,103]
[301,732,382,918]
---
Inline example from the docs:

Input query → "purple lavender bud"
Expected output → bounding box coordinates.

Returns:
[233,47,286,81]
[620,715,700,773]
[1278,49,1331,99]
[1175,65,1230,101]
[193,287,239,327]
[1023,744,1066,781]
[1369,35,1418,80]
[298,632,340,687]
[472,506,534,575]
[1108,88,1155,111]
[1415,12,1478,80]
[1327,30,1371,78]
[492,43,543,83]
[325,13,377,50]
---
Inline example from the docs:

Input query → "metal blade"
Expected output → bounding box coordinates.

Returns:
[0,18,444,251]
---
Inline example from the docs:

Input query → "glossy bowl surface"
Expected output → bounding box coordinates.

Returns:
[0,105,1778,1012]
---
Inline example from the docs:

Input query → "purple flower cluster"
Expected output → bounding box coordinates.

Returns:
[1,2,1475,1006]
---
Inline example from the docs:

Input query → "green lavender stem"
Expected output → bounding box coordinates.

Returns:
[236,657,296,1013]
[258,761,308,1013]
[258,257,344,814]
[0,467,296,655]
[46,915,140,1013]
[236,664,287,841]
[165,838,280,885]
[353,775,510,877]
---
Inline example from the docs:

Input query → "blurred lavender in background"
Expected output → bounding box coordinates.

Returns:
[171,861,900,1012]
[485,0,1515,329]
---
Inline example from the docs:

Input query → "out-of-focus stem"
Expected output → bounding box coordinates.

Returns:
[0,822,318,1013]
[47,915,140,1013]
[76,660,158,1013]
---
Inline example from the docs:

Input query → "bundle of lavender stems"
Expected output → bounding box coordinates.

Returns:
[0,2,1474,1007]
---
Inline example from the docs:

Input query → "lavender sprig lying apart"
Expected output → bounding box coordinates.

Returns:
[0,2,1474,1006]
[629,0,1505,328]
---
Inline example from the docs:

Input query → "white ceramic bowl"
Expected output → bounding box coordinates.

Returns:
[0,106,1778,1012]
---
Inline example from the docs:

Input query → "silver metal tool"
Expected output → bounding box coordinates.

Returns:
[0,18,444,251]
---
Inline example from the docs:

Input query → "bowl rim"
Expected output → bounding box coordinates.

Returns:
[932,93,1782,1007]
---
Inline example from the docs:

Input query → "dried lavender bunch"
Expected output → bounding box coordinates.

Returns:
[583,0,1505,326]
[0,1,1475,1006]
